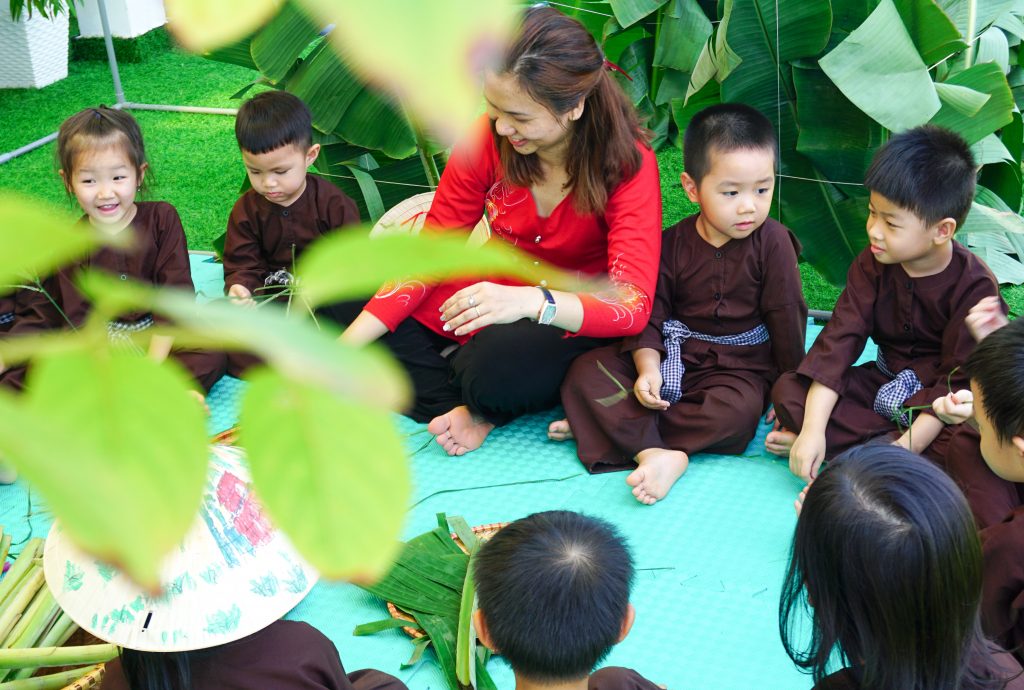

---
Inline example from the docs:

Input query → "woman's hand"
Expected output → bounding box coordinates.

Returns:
[439,282,544,337]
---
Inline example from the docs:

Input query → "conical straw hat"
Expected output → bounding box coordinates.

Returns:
[43,445,318,652]
[369,191,490,247]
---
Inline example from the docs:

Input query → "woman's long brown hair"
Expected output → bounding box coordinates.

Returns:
[496,6,649,216]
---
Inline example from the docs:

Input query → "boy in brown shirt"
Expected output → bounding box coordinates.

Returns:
[767,125,1005,481]
[223,90,359,306]
[555,103,806,504]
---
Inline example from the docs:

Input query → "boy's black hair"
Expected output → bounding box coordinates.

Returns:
[683,103,778,185]
[234,90,313,154]
[864,125,976,228]
[965,317,1024,443]
[780,445,1008,690]
[473,510,634,684]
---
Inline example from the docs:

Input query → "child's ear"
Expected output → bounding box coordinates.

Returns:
[933,217,956,244]
[473,609,497,652]
[1012,436,1024,464]
[58,169,68,190]
[680,172,700,204]
[138,162,148,186]
[616,603,636,643]
[305,143,321,167]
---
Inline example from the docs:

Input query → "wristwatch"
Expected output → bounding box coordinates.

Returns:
[537,287,557,325]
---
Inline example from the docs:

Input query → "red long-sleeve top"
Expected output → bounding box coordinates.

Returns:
[363,117,662,343]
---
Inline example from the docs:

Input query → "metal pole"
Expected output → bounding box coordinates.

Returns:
[122,103,237,116]
[96,0,126,105]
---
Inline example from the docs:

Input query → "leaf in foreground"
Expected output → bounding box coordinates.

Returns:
[0,349,208,589]
[240,368,411,580]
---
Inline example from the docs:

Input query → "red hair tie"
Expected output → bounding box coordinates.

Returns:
[603,58,633,81]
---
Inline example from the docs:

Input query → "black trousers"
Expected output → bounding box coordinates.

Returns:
[320,302,607,425]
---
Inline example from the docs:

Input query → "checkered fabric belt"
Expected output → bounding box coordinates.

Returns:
[873,349,923,426]
[265,269,294,287]
[107,314,155,352]
[659,319,769,404]
[0,312,13,326]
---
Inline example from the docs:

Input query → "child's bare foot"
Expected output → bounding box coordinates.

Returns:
[765,428,797,457]
[625,449,689,505]
[427,405,495,456]
[547,418,574,441]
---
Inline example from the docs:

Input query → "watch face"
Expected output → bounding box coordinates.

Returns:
[540,302,557,325]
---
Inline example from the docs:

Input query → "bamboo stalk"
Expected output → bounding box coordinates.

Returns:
[6,604,61,681]
[0,664,102,690]
[4,588,55,649]
[0,569,44,645]
[35,614,75,651]
[0,533,12,570]
[0,645,116,670]
[0,541,42,611]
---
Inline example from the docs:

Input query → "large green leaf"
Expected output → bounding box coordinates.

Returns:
[316,146,438,224]
[653,0,711,72]
[0,193,124,295]
[609,0,668,28]
[793,63,884,184]
[76,272,412,411]
[819,0,940,132]
[239,369,410,580]
[892,0,967,65]
[929,62,1014,144]
[164,0,281,52]
[978,110,1023,212]
[0,348,207,589]
[299,0,517,145]
[781,184,868,286]
[203,38,259,71]
[250,2,321,83]
[977,25,1012,70]
[296,226,586,307]
[935,0,1017,39]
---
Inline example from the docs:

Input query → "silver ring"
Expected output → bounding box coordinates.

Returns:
[475,307,482,319]
[468,295,476,307]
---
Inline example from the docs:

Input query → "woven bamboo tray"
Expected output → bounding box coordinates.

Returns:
[60,664,104,689]
[387,522,507,638]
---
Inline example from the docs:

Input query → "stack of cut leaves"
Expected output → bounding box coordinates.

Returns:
[0,534,117,689]
[354,514,498,690]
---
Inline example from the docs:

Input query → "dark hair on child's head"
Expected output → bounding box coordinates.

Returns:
[235,90,313,154]
[966,318,1024,444]
[864,124,976,228]
[683,103,778,185]
[474,510,634,684]
[779,444,1008,690]
[57,106,149,195]
[497,6,647,216]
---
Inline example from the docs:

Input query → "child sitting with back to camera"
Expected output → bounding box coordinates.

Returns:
[780,444,1024,689]
[473,510,661,689]
[554,103,806,505]
[767,125,1006,481]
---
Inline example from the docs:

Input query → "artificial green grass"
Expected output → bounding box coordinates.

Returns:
[1,43,1022,313]
[0,42,260,250]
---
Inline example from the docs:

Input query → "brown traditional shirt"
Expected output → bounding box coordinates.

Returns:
[623,214,807,380]
[797,242,1004,413]
[223,174,360,294]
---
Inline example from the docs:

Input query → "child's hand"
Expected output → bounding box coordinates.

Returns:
[932,389,974,425]
[794,480,813,517]
[228,284,256,307]
[188,389,209,414]
[634,370,669,410]
[965,296,1008,343]
[789,431,826,481]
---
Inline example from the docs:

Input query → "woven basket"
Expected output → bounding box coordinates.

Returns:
[60,664,105,690]
[386,522,507,638]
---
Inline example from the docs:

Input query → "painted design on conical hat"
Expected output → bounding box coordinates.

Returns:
[43,445,318,652]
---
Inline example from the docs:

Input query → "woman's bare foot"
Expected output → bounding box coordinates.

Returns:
[625,448,689,505]
[765,428,797,457]
[547,418,574,441]
[427,405,495,456]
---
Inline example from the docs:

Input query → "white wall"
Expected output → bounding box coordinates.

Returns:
[76,0,166,38]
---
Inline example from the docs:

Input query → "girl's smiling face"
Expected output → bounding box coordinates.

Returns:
[63,140,145,231]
